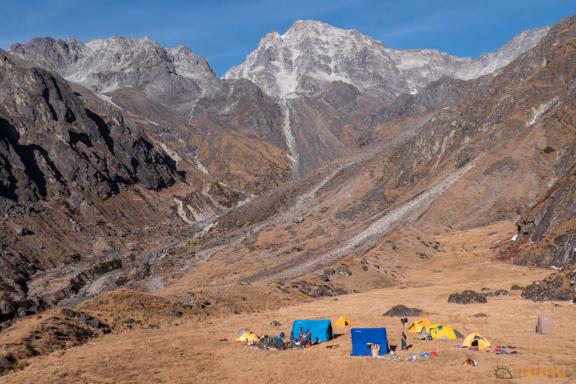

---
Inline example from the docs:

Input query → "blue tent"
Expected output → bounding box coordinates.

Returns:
[351,328,388,356]
[291,319,332,343]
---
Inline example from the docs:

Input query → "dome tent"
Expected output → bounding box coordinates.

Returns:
[462,333,491,350]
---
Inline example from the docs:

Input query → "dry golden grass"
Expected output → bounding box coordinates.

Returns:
[3,222,575,384]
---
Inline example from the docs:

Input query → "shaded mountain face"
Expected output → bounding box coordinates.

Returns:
[11,37,294,194]
[495,16,576,272]
[0,49,197,319]
[224,19,548,98]
[0,50,178,205]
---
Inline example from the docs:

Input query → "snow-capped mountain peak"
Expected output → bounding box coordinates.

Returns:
[10,36,217,98]
[225,20,549,99]
[225,19,406,100]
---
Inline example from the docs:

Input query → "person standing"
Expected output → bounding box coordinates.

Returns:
[401,332,408,351]
[401,317,408,331]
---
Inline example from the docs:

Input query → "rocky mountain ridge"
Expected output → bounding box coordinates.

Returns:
[225,19,549,98]
[10,36,218,111]
[1,15,575,344]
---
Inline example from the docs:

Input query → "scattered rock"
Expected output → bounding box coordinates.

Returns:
[510,284,524,291]
[0,296,16,322]
[448,290,487,304]
[522,274,575,301]
[480,287,491,292]
[473,313,488,318]
[484,289,509,297]
[336,265,352,276]
[59,308,112,334]
[270,320,282,327]
[169,309,183,318]
[16,226,34,236]
[293,216,304,224]
[383,305,423,317]
[63,253,82,265]
[0,354,17,375]
[292,281,347,298]
[319,274,330,282]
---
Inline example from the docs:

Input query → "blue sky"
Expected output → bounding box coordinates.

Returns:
[0,0,574,76]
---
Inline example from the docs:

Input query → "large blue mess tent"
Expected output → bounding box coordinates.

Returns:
[351,328,389,356]
[290,319,332,343]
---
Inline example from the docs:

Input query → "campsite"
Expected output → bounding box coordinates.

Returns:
[1,3,576,384]
[2,224,575,383]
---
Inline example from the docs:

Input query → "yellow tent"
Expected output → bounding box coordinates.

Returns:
[425,323,464,340]
[235,331,260,344]
[334,316,352,327]
[462,333,491,350]
[408,318,431,333]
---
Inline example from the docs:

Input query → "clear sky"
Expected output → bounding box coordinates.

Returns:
[1,0,574,76]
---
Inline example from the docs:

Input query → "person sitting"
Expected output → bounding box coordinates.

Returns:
[273,332,286,349]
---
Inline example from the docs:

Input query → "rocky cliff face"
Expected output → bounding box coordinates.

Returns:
[0,49,193,322]
[11,37,294,193]
[10,36,218,111]
[0,50,178,204]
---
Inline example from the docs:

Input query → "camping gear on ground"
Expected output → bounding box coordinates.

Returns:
[462,333,491,350]
[408,318,431,333]
[419,352,431,358]
[257,333,291,350]
[350,328,389,356]
[430,350,438,357]
[234,327,251,340]
[291,319,333,343]
[494,347,517,355]
[236,331,260,345]
[423,323,464,340]
[407,353,418,361]
[368,343,380,357]
[463,358,477,366]
[334,315,352,327]
[536,315,554,335]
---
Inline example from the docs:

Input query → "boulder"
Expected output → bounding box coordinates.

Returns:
[0,297,16,322]
[448,290,487,304]
[336,265,352,276]
[383,304,423,317]
[522,274,575,301]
